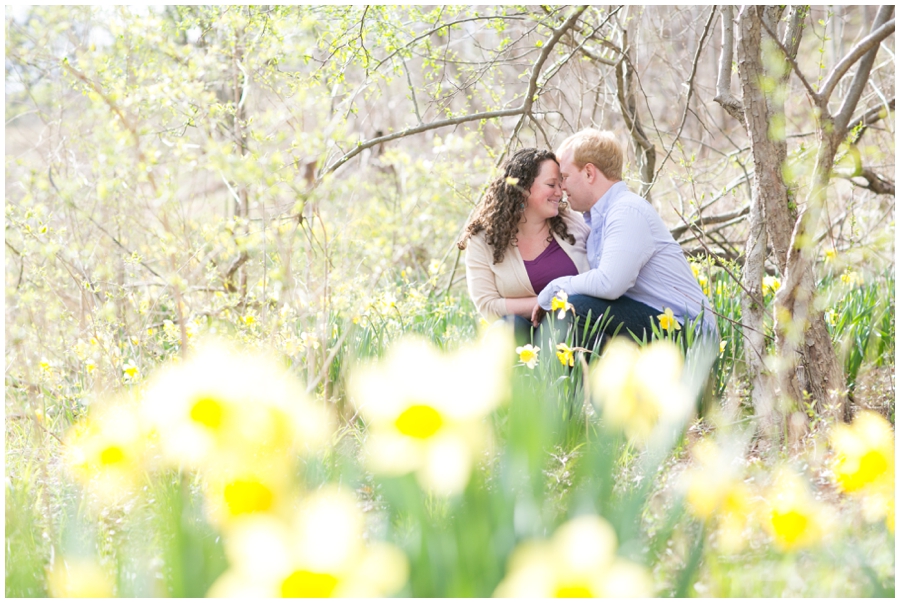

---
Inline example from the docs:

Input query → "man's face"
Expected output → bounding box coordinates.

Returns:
[558,148,591,213]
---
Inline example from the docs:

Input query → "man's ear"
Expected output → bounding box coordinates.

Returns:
[584,163,596,183]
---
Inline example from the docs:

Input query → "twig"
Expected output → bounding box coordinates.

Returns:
[648,6,717,195]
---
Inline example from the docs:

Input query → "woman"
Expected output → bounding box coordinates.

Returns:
[458,148,590,339]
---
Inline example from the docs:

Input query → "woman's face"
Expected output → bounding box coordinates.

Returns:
[524,160,563,220]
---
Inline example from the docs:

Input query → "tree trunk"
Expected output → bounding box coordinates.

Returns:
[735,6,795,433]
[616,15,656,200]
[775,132,846,424]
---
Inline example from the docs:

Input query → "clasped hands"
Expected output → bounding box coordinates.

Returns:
[530,303,546,328]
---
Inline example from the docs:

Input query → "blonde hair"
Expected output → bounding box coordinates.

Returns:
[557,129,623,181]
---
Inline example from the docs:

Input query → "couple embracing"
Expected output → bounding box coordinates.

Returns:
[459,128,716,350]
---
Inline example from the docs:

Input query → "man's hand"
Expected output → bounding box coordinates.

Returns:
[531,303,546,327]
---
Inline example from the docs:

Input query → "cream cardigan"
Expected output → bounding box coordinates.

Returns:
[465,210,591,320]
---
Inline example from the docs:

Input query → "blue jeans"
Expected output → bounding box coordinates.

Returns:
[567,294,662,349]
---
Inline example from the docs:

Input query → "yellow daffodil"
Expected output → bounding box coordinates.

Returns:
[829,411,894,530]
[122,361,140,380]
[763,467,831,552]
[209,487,408,598]
[719,339,728,355]
[590,339,691,445]
[550,291,574,319]
[830,411,894,493]
[47,557,114,598]
[505,176,520,187]
[699,276,710,297]
[681,439,755,554]
[691,264,710,295]
[555,343,574,367]
[348,329,512,495]
[516,344,540,369]
[63,401,148,505]
[657,307,681,333]
[140,339,333,474]
[299,331,320,350]
[762,275,781,296]
[825,248,837,262]
[202,464,296,529]
[840,271,863,287]
[494,515,653,598]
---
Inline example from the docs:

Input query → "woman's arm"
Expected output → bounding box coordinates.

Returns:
[465,236,511,320]
[504,296,539,319]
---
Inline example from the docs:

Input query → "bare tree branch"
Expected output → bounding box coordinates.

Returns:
[670,205,750,240]
[817,15,895,106]
[847,96,896,146]
[321,6,588,179]
[843,168,896,196]
[834,7,896,133]
[714,6,744,123]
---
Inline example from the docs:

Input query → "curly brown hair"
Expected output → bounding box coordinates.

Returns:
[458,148,574,264]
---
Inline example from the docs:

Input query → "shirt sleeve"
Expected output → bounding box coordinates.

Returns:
[464,236,508,320]
[539,205,653,306]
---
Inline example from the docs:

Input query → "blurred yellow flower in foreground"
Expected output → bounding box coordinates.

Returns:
[555,343,575,367]
[140,339,333,474]
[516,343,540,369]
[590,339,691,445]
[349,329,512,495]
[657,307,680,333]
[494,515,652,597]
[209,487,408,598]
[681,439,755,554]
[202,466,295,529]
[63,401,148,505]
[763,468,831,552]
[829,411,894,530]
[47,557,114,598]
[550,290,574,319]
[830,411,894,493]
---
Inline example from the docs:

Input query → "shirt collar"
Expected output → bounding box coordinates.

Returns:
[584,180,627,223]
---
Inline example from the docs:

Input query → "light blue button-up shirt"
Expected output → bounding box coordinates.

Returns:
[537,181,717,332]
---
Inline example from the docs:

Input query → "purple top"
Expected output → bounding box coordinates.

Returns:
[523,238,579,295]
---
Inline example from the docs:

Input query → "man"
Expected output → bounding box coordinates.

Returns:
[532,129,716,343]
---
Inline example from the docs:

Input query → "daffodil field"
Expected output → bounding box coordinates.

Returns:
[5,5,895,599]
[6,262,895,597]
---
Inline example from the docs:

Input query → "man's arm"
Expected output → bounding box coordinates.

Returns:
[538,206,654,308]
